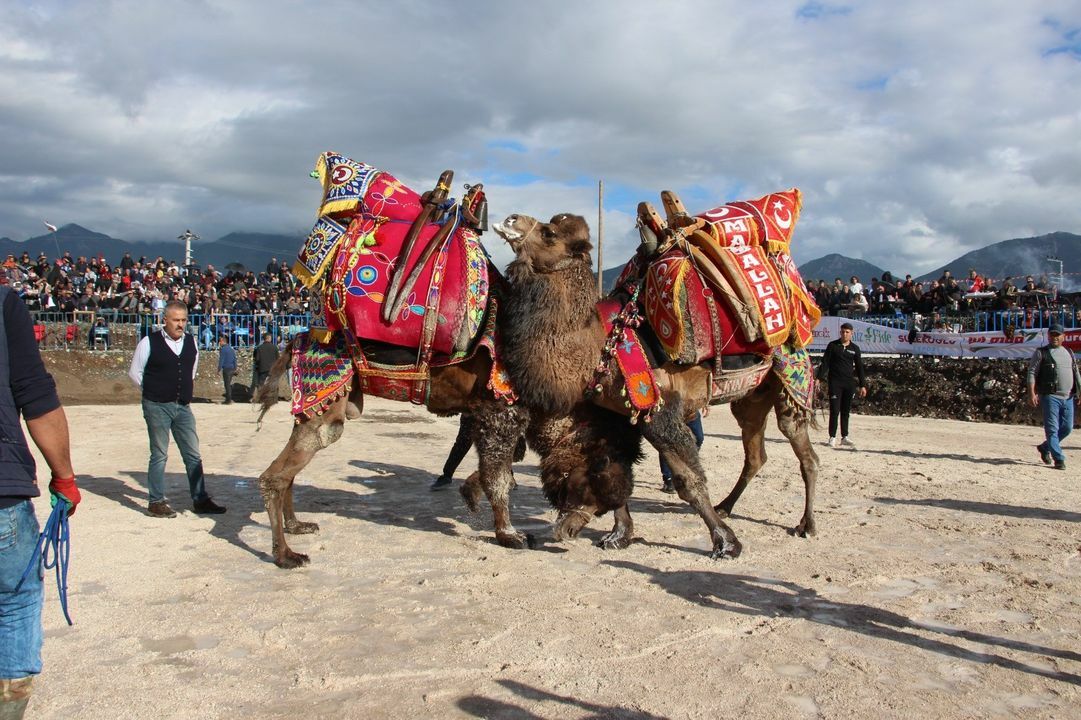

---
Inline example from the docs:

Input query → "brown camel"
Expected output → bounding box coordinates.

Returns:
[255,339,529,568]
[494,213,818,560]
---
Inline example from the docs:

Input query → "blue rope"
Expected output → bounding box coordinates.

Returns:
[16,499,73,626]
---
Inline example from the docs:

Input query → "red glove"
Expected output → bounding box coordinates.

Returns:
[48,475,81,516]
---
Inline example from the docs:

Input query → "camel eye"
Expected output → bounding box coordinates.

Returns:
[541,227,556,243]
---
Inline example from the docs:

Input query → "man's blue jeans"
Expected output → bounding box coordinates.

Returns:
[0,500,43,679]
[1039,395,1075,464]
[142,399,209,504]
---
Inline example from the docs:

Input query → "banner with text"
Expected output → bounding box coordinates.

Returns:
[808,316,1081,359]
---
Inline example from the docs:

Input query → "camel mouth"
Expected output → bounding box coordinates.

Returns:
[493,217,522,249]
[493,219,520,240]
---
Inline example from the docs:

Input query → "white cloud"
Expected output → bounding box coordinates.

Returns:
[0,0,1078,278]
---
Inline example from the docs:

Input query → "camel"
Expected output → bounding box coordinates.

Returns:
[494,212,818,559]
[254,327,530,569]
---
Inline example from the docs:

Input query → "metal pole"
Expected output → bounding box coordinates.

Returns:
[179,229,198,268]
[1047,256,1063,291]
[597,180,604,298]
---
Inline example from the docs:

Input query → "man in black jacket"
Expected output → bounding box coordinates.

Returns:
[818,322,868,448]
[0,286,80,718]
[128,301,225,517]
[252,333,279,394]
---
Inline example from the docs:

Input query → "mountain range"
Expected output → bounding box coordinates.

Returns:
[4,225,1078,290]
[794,232,1081,286]
[0,224,304,273]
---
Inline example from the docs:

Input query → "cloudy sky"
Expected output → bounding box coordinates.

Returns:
[1,0,1079,273]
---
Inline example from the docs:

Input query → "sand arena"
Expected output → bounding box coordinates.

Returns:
[20,382,1081,718]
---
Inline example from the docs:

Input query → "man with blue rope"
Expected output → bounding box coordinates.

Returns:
[0,284,80,720]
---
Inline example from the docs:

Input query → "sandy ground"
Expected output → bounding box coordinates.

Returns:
[20,397,1081,719]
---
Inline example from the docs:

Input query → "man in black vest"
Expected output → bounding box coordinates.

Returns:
[1027,324,1081,470]
[128,301,226,517]
[1,285,80,718]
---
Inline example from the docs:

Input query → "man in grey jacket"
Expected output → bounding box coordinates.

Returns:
[1027,324,1081,470]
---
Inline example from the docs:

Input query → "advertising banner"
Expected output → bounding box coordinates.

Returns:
[809,316,1081,359]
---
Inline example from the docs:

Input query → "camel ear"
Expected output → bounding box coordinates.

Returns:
[567,237,593,259]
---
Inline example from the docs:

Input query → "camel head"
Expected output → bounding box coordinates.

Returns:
[494,213,593,273]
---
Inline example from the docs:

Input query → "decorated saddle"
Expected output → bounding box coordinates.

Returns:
[296,152,489,359]
[598,188,822,421]
[288,152,512,413]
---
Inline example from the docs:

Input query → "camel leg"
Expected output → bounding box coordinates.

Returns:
[775,408,819,538]
[283,484,319,535]
[458,470,484,512]
[472,404,532,549]
[599,504,634,550]
[715,389,773,518]
[258,397,347,568]
[642,404,741,559]
[554,504,599,541]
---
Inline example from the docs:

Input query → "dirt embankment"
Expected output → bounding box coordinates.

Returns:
[43,347,279,406]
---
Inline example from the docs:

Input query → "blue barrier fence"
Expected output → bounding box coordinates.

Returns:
[31,312,312,351]
[29,305,1080,353]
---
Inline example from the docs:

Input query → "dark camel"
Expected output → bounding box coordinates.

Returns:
[255,343,528,568]
[494,213,818,559]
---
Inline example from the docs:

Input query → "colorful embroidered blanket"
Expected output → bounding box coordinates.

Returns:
[627,188,821,362]
[322,211,488,358]
[642,248,770,363]
[310,152,425,226]
[597,299,660,416]
[290,333,354,419]
[688,239,791,347]
[288,298,516,419]
[295,153,489,359]
[771,343,815,413]
[694,188,802,255]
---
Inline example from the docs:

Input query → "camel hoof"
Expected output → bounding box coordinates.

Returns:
[458,483,482,513]
[285,520,320,535]
[496,532,528,550]
[598,533,631,550]
[790,521,816,538]
[275,550,311,569]
[710,538,742,560]
[713,503,733,519]
[554,522,582,542]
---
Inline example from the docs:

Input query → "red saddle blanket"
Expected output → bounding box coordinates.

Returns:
[295,153,489,358]
[320,212,489,358]
[619,188,821,365]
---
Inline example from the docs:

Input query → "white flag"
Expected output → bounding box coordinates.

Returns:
[43,221,58,232]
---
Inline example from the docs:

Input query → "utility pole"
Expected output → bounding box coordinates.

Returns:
[597,180,604,298]
[179,229,198,268]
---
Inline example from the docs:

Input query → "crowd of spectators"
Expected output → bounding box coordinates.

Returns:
[4,247,1076,338]
[805,269,1077,329]
[2,249,312,323]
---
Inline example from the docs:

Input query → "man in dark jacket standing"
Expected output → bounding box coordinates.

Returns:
[217,335,236,405]
[0,286,80,719]
[818,322,867,448]
[128,301,226,517]
[252,333,279,394]
[1027,324,1081,470]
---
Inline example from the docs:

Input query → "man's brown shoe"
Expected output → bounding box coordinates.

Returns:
[148,501,177,518]
[193,498,227,514]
